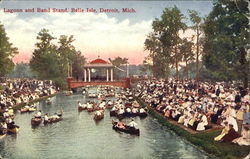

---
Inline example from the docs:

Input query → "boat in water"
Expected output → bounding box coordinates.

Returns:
[112,121,140,136]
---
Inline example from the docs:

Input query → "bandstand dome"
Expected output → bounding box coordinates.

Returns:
[90,58,108,64]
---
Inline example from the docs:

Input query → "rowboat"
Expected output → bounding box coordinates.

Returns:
[112,121,140,136]
[31,117,42,126]
[93,112,104,121]
[7,127,19,134]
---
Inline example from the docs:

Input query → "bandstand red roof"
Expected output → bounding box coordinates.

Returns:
[90,58,108,64]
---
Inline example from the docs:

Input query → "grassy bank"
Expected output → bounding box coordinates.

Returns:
[137,97,250,159]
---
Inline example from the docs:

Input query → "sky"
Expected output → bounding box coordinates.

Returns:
[0,0,213,64]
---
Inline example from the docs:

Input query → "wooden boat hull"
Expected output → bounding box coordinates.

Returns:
[94,114,104,121]
[138,112,148,118]
[31,118,42,126]
[78,106,87,111]
[7,128,19,134]
[44,117,62,125]
[20,108,29,113]
[87,108,94,112]
[112,122,139,136]
[110,111,116,117]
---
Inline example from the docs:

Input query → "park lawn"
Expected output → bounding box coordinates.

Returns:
[137,98,250,159]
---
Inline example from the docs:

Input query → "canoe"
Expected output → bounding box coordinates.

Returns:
[78,106,87,112]
[28,107,36,112]
[31,117,42,126]
[44,117,62,125]
[94,113,104,121]
[87,107,94,112]
[112,121,140,136]
[44,114,63,125]
[138,112,148,118]
[110,110,116,117]
[20,108,29,113]
[105,104,113,109]
[7,127,19,134]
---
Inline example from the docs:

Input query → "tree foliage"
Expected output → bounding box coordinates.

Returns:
[8,62,34,78]
[0,23,18,76]
[109,56,128,67]
[144,6,187,79]
[188,9,204,81]
[30,29,86,89]
[180,38,194,79]
[203,0,249,87]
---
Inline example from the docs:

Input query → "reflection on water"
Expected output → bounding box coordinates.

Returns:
[0,93,212,159]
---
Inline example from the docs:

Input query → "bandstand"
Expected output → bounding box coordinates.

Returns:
[83,58,114,82]
[67,58,130,89]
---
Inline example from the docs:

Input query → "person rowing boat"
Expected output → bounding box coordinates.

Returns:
[128,119,138,129]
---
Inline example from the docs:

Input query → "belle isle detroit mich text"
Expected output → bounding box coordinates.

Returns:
[3,7,136,13]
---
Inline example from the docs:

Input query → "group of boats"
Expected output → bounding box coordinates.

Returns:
[0,107,20,139]
[31,111,63,127]
[78,86,147,135]
[20,104,37,113]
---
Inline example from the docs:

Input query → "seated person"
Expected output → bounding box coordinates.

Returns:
[128,119,138,129]
[116,119,125,129]
[96,111,102,116]
[44,113,49,122]
[232,126,250,146]
[221,124,240,142]
[214,121,229,141]
[34,110,42,118]
[196,113,208,131]
[139,108,146,113]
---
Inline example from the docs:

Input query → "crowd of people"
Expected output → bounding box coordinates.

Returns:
[134,79,250,146]
[0,78,58,135]
[0,78,58,110]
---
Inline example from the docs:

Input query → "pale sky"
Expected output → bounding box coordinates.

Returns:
[0,0,213,64]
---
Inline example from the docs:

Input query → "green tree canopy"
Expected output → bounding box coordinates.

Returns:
[0,23,18,76]
[144,6,187,79]
[30,29,86,89]
[203,0,249,87]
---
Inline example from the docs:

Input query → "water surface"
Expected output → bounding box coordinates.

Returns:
[0,93,211,159]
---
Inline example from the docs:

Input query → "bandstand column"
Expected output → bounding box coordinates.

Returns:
[84,69,87,82]
[106,68,109,81]
[88,68,91,82]
[111,68,113,81]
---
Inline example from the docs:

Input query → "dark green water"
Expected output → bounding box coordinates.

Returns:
[0,93,211,159]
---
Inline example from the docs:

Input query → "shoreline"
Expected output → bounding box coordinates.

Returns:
[12,93,58,112]
[136,97,250,159]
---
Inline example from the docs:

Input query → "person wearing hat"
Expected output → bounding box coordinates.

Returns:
[232,126,250,146]
[221,124,240,142]
[236,107,245,134]
[128,118,138,129]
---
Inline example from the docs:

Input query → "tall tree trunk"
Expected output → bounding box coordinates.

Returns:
[240,47,249,88]
[186,60,188,79]
[196,26,200,82]
[175,47,179,80]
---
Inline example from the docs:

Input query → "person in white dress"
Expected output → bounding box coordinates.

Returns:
[196,113,208,131]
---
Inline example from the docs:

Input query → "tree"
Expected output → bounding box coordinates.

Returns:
[109,56,128,67]
[180,38,194,79]
[188,10,203,82]
[30,29,57,79]
[144,6,186,79]
[30,29,86,89]
[0,23,18,76]
[9,62,34,78]
[108,57,128,78]
[203,0,249,87]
